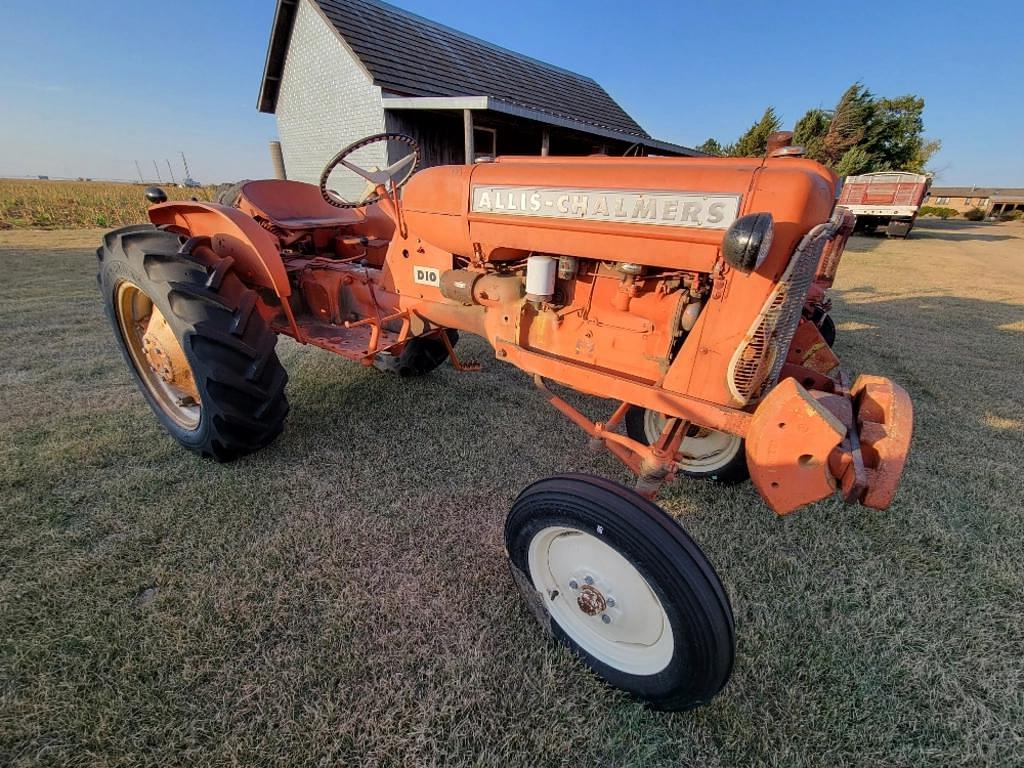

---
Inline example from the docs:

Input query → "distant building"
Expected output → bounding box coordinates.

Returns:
[925,186,1024,216]
[258,0,698,198]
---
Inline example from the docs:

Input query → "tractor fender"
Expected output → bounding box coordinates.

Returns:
[147,201,290,298]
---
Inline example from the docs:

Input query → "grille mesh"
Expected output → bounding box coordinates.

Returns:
[817,239,843,281]
[728,223,833,404]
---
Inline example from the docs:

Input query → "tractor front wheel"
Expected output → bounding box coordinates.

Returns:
[373,330,458,377]
[625,408,748,483]
[505,474,735,710]
[97,225,289,460]
[817,312,837,347]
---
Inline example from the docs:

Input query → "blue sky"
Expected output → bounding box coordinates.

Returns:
[1,0,1020,185]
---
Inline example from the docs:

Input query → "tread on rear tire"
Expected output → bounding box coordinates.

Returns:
[97,225,288,461]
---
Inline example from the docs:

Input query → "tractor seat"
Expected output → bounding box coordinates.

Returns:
[238,179,364,230]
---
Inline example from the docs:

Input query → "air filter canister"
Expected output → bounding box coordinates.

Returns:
[525,254,557,303]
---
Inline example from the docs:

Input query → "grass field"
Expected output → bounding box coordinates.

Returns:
[1,220,1022,767]
[0,180,217,230]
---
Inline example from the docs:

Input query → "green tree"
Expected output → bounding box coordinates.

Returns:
[699,82,938,175]
[822,83,875,166]
[792,108,830,162]
[696,138,725,156]
[865,95,941,172]
[910,138,942,173]
[730,107,782,157]
[835,145,872,176]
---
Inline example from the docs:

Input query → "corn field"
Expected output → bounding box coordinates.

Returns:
[0,179,218,230]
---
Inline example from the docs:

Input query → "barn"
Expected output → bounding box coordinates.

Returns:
[257,0,698,199]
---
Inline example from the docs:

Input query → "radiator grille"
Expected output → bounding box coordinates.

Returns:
[728,223,833,404]
[817,239,843,281]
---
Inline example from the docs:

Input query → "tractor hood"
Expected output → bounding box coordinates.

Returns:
[402,156,837,274]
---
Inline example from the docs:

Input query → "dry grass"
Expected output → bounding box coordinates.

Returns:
[1,220,1022,767]
[0,180,217,230]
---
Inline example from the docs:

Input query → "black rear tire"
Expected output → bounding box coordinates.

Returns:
[97,225,289,461]
[505,474,735,710]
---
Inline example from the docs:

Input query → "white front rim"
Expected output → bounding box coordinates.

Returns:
[528,525,674,676]
[643,411,743,473]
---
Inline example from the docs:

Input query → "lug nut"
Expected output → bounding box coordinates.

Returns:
[568,579,579,590]
[606,597,616,608]
[584,575,594,585]
[601,614,611,624]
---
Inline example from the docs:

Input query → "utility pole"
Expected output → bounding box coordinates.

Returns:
[152,160,162,183]
[134,160,144,183]
[166,159,177,185]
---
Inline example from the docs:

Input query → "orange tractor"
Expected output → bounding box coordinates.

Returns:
[98,134,912,710]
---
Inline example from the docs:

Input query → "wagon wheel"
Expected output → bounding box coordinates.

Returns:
[505,474,735,710]
[625,408,748,483]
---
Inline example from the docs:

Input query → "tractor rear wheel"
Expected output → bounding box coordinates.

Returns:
[505,474,735,710]
[97,225,288,460]
[625,408,748,483]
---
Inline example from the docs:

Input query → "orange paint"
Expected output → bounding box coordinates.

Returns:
[147,149,912,514]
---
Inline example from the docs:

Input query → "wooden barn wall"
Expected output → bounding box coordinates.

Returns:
[385,109,642,167]
[385,111,465,167]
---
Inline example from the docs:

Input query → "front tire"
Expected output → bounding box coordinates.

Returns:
[625,408,748,483]
[506,474,735,710]
[386,330,458,377]
[817,312,837,347]
[97,225,289,461]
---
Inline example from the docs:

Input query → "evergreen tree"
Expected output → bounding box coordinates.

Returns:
[792,108,830,163]
[822,84,875,166]
[697,82,938,175]
[729,107,782,157]
[696,138,725,156]
[835,145,872,177]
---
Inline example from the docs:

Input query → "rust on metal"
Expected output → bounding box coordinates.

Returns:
[576,584,608,616]
[849,375,914,509]
[787,318,840,376]
[745,377,846,514]
[141,306,199,401]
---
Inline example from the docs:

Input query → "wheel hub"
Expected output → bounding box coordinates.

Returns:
[527,525,674,675]
[138,303,199,401]
[576,584,607,615]
[114,281,201,429]
[142,331,175,383]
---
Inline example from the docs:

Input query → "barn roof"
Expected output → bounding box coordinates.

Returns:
[258,0,652,139]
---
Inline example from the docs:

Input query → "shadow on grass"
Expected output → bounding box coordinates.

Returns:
[829,288,1024,433]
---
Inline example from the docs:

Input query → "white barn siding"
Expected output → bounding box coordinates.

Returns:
[275,0,386,199]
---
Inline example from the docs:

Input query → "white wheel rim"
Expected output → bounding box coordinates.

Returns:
[643,411,743,474]
[528,525,674,675]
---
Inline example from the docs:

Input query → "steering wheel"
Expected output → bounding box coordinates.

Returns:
[319,133,420,209]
